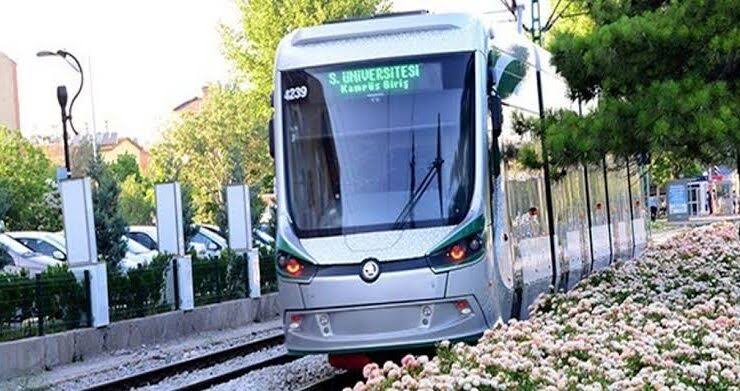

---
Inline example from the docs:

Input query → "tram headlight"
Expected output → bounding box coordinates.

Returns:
[427,232,486,272]
[276,252,317,282]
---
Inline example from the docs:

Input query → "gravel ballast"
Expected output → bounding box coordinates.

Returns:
[1,318,282,390]
[208,354,340,391]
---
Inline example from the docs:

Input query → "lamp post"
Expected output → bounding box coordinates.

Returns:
[37,50,84,178]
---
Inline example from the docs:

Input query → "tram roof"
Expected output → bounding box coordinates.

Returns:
[275,12,488,71]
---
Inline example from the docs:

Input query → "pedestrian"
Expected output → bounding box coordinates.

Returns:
[648,195,658,222]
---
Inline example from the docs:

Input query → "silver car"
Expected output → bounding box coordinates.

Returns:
[8,231,157,269]
[0,233,62,274]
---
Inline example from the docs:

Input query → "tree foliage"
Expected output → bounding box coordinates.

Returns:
[541,0,739,174]
[149,87,272,224]
[88,155,128,272]
[0,126,59,230]
[109,153,141,183]
[109,153,155,225]
[149,0,387,224]
[70,135,96,178]
[119,175,154,225]
[222,0,389,104]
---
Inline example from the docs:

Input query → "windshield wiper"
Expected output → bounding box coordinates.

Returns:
[393,113,445,229]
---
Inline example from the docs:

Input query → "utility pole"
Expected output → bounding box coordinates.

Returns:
[88,56,98,157]
[529,0,559,289]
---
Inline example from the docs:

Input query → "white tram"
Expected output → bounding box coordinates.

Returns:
[268,11,648,363]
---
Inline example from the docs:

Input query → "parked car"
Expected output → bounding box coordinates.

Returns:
[200,223,275,252]
[0,233,62,274]
[8,231,156,269]
[192,226,227,257]
[126,225,225,258]
[253,226,275,250]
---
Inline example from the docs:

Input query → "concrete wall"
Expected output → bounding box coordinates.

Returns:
[0,293,280,380]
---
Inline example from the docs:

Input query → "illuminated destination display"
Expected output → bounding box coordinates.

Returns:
[327,63,422,95]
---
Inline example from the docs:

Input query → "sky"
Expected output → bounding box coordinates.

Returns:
[0,0,532,145]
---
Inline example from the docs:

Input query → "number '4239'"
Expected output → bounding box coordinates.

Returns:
[284,86,308,101]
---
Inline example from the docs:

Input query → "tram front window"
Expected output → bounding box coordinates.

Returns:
[281,52,476,238]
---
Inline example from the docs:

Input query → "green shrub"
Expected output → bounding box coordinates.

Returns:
[0,265,87,341]
[192,250,248,306]
[108,253,172,321]
[37,265,86,329]
[0,270,34,332]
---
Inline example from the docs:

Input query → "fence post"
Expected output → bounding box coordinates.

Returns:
[35,274,44,336]
[211,260,219,302]
[172,258,180,311]
[244,252,250,298]
[84,270,93,328]
[247,249,260,298]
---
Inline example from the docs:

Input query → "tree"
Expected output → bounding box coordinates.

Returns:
[150,0,389,224]
[119,176,154,225]
[27,179,63,232]
[109,153,140,183]
[181,184,198,245]
[70,135,96,178]
[0,126,57,230]
[149,86,273,223]
[88,155,128,272]
[540,0,739,177]
[112,153,154,225]
[222,0,389,107]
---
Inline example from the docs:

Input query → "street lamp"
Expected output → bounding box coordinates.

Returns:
[37,49,84,178]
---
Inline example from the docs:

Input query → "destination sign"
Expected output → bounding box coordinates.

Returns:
[327,63,422,95]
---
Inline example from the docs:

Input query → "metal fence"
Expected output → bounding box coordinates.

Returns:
[107,256,174,322]
[0,268,91,342]
[192,251,248,307]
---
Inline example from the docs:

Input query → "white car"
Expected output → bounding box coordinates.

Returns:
[127,225,226,258]
[8,231,157,269]
[0,233,63,274]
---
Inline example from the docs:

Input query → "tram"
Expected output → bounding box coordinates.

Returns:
[268,11,648,362]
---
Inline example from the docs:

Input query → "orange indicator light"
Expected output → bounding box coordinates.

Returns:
[448,244,466,263]
[285,258,303,276]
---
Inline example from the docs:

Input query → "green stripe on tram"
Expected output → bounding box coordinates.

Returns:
[428,214,486,254]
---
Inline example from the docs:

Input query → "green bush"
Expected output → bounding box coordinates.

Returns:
[192,250,248,306]
[0,270,34,332]
[0,265,87,341]
[37,265,86,330]
[108,253,172,321]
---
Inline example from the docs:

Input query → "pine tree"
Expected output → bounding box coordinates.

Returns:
[538,0,739,175]
[88,155,128,272]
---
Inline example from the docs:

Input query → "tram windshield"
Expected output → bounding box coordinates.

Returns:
[281,52,476,238]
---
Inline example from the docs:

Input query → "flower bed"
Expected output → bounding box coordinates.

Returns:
[351,223,740,390]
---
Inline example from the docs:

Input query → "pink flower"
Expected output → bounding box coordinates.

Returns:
[401,354,418,368]
[362,362,379,379]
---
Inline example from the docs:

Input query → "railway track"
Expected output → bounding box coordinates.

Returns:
[83,332,288,391]
[175,353,298,390]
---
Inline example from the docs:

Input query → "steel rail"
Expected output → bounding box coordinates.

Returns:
[83,332,285,391]
[175,353,298,391]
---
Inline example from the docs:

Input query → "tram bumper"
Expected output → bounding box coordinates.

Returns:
[284,295,487,354]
